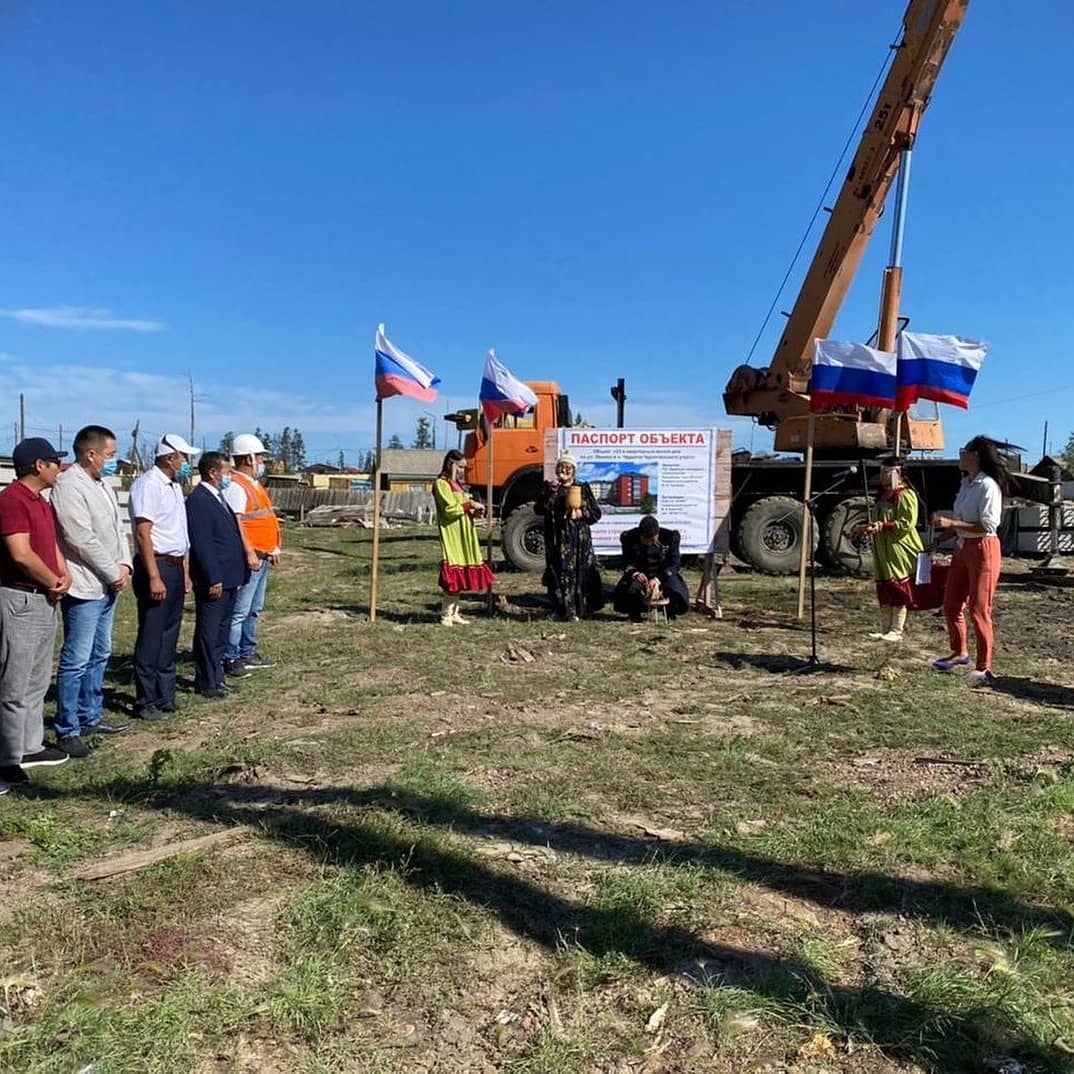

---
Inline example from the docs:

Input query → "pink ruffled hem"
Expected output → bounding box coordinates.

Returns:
[439,562,496,594]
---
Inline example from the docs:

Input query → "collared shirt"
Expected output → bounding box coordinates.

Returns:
[128,465,189,556]
[952,472,1003,537]
[0,479,60,587]
[51,463,133,600]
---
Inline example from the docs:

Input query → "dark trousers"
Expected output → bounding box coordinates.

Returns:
[132,556,185,712]
[192,587,237,693]
[613,572,690,620]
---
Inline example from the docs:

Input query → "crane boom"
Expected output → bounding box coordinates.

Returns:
[724,0,970,454]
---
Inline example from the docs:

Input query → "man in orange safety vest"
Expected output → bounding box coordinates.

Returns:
[222,433,281,677]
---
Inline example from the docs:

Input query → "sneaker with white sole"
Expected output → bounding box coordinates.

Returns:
[966,669,996,687]
[20,747,69,768]
[244,652,276,669]
[0,779,9,796]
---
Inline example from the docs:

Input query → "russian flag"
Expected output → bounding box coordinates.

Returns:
[479,349,538,420]
[810,339,897,411]
[374,324,440,403]
[896,332,988,410]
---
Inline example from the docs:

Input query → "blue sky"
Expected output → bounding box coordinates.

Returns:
[1,1,1071,463]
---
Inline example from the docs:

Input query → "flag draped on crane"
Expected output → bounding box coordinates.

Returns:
[478,349,538,419]
[374,323,440,403]
[895,332,988,410]
[809,339,897,411]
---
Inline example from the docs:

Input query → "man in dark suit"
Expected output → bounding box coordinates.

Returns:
[614,515,690,621]
[185,453,254,698]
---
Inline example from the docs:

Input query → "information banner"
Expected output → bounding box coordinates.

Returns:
[544,428,729,554]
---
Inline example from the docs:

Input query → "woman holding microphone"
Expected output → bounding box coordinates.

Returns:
[930,436,1007,684]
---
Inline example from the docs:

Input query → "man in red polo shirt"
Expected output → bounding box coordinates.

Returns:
[0,438,72,791]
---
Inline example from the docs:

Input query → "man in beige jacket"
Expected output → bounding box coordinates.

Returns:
[50,425,133,756]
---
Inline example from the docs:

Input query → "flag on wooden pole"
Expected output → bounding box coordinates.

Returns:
[375,324,440,402]
[810,340,897,410]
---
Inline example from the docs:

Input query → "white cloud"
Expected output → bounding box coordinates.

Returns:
[0,307,166,332]
[0,354,378,457]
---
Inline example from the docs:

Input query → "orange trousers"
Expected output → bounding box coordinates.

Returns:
[943,536,1000,671]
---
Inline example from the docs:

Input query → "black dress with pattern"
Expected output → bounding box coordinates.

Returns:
[535,481,604,619]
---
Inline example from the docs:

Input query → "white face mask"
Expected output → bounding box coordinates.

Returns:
[255,463,266,479]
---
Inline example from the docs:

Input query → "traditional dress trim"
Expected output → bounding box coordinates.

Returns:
[439,561,495,594]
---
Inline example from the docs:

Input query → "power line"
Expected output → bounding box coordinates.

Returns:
[743,28,901,364]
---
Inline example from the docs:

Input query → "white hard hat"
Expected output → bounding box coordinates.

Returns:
[232,433,267,457]
[155,433,197,458]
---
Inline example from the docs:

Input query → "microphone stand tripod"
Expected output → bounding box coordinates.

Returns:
[794,469,859,673]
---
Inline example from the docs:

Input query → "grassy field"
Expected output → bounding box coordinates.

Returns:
[2,522,1074,1073]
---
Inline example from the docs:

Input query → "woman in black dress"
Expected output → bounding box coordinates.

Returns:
[535,452,604,620]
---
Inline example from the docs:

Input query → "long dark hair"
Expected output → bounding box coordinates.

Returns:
[439,449,465,479]
[964,435,1010,494]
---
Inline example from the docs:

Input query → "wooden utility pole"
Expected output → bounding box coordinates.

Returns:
[18,394,25,440]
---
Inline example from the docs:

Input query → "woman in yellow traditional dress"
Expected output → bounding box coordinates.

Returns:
[857,460,923,642]
[433,450,496,626]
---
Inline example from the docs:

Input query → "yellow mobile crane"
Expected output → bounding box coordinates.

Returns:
[724,0,970,455]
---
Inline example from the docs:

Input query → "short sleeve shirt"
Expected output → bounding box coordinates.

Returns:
[0,479,60,586]
[128,466,190,555]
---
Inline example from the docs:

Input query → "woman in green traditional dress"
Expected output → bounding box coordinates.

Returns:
[857,460,923,642]
[433,450,496,626]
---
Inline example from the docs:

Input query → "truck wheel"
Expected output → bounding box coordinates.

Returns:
[502,503,545,572]
[822,497,874,577]
[737,495,818,574]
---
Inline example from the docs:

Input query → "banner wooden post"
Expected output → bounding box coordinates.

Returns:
[796,413,815,620]
[369,399,383,623]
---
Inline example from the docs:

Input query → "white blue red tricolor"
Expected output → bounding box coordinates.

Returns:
[895,332,987,411]
[479,349,537,420]
[810,340,897,412]
[375,324,440,403]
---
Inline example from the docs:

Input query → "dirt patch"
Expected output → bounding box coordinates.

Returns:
[831,749,992,804]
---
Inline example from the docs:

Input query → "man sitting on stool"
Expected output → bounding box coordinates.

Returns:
[614,515,690,621]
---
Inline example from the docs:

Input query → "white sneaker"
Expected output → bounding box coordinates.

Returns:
[966,669,996,687]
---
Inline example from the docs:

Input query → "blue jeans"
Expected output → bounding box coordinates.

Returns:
[225,558,269,662]
[56,593,117,738]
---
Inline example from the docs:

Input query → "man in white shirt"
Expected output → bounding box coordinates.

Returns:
[128,434,195,721]
[50,425,133,756]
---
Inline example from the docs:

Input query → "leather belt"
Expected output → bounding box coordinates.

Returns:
[153,553,185,565]
[1,581,49,595]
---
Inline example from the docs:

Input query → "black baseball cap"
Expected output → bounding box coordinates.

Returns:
[13,437,67,469]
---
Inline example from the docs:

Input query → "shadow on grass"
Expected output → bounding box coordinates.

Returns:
[55,775,1074,1073]
[710,651,857,675]
[991,676,1074,710]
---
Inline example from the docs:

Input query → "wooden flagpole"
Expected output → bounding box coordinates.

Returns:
[369,399,384,623]
[796,413,815,620]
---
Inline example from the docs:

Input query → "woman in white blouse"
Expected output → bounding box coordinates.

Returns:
[930,436,1008,685]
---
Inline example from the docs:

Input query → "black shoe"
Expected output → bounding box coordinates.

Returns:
[0,764,30,784]
[244,652,276,669]
[197,688,227,699]
[21,747,70,768]
[159,700,179,713]
[224,660,251,679]
[0,781,9,796]
[139,707,168,723]
[89,720,130,735]
[57,735,91,759]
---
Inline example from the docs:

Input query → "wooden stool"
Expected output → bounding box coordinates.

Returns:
[647,598,670,624]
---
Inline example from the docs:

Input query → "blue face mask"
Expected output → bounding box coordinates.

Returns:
[177,461,193,481]
[219,476,232,490]
[100,458,119,478]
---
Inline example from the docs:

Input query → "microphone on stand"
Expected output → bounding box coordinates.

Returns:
[828,464,859,483]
